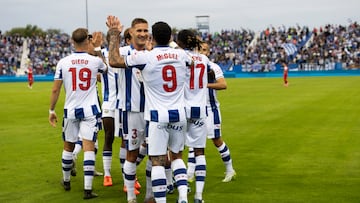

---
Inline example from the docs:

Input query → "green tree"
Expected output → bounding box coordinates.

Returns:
[5,24,46,37]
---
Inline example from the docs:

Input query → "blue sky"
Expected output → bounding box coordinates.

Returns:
[1,0,359,34]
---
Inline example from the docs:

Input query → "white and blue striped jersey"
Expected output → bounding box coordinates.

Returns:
[125,46,192,123]
[207,61,224,109]
[184,50,210,119]
[119,45,145,112]
[54,52,107,119]
[100,48,118,110]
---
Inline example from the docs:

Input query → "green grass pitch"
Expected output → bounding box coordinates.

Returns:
[0,76,359,202]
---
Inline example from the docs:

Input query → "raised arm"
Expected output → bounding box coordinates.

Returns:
[106,15,126,68]
[207,77,227,90]
[88,31,108,67]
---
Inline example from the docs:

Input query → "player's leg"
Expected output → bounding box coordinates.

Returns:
[119,139,127,187]
[91,116,103,177]
[62,141,75,190]
[148,122,169,203]
[28,77,34,88]
[102,109,115,186]
[123,112,145,201]
[80,116,99,199]
[134,142,147,190]
[194,148,206,201]
[165,152,174,194]
[169,121,188,203]
[136,142,147,165]
[143,122,155,202]
[188,118,207,202]
[144,158,155,203]
[208,107,236,182]
[71,138,82,177]
[284,72,288,86]
[73,139,82,160]
[62,118,79,190]
[187,146,196,182]
[212,137,236,182]
[115,109,128,191]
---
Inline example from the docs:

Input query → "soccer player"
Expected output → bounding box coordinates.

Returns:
[26,61,34,89]
[282,60,289,86]
[70,32,106,179]
[99,30,124,187]
[106,15,191,203]
[48,28,107,199]
[115,18,153,202]
[187,41,237,183]
[176,29,210,203]
[100,27,137,188]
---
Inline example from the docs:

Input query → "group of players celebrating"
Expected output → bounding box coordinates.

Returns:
[48,15,236,203]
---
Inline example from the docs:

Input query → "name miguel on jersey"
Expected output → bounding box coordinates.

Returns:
[156,53,178,61]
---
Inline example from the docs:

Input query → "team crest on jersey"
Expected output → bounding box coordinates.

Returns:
[104,109,109,113]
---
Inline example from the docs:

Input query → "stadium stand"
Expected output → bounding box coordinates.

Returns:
[0,22,359,77]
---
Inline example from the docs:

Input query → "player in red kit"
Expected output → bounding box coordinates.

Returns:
[27,66,34,89]
[282,60,289,87]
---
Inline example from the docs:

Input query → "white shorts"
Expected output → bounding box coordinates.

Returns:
[147,121,186,156]
[206,106,222,139]
[102,108,115,118]
[62,115,98,143]
[114,108,123,137]
[186,118,207,148]
[123,111,146,151]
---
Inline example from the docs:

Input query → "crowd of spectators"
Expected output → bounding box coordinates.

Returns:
[200,22,359,72]
[0,22,359,75]
[0,31,71,75]
[0,32,23,75]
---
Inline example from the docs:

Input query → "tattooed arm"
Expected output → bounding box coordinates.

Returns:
[106,15,126,68]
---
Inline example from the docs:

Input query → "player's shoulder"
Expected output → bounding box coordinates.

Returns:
[209,61,224,76]
[210,61,221,69]
[199,53,210,63]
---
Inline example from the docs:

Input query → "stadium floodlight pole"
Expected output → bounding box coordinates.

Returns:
[85,0,89,29]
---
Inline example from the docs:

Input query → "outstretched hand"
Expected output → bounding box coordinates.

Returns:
[106,15,123,33]
[90,31,103,48]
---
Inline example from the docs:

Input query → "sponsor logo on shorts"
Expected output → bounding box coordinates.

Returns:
[189,119,205,127]
[157,123,183,131]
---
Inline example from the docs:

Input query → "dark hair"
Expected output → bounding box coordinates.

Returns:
[72,28,89,43]
[177,29,201,50]
[123,28,131,41]
[152,21,171,46]
[131,18,148,27]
